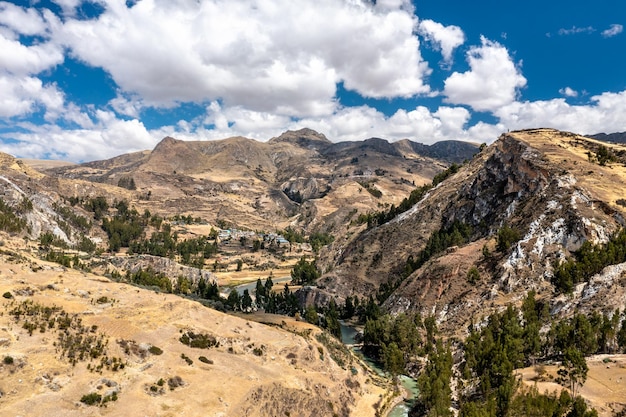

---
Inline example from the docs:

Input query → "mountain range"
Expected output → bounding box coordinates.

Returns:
[1,127,626,415]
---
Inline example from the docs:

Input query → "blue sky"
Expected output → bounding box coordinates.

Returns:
[0,0,624,162]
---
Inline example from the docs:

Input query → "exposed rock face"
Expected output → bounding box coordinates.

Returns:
[316,129,626,330]
[107,254,217,286]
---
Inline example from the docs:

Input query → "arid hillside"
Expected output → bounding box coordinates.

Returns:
[0,245,391,417]
[316,129,626,331]
[44,128,478,234]
[0,129,479,417]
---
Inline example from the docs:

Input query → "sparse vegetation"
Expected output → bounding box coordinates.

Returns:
[80,392,103,406]
[179,331,219,349]
[7,300,114,368]
[0,198,27,233]
[148,345,163,355]
[553,227,626,293]
[356,163,462,230]
[466,266,480,284]
[358,180,382,198]
[432,162,460,186]
[404,220,473,278]
[496,224,522,253]
[587,145,617,166]
[198,356,213,364]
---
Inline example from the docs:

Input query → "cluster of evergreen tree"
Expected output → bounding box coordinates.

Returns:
[263,283,300,316]
[463,305,528,417]
[281,227,305,243]
[553,228,626,293]
[362,312,422,376]
[507,387,597,417]
[309,232,335,252]
[404,220,473,277]
[82,196,109,220]
[101,200,146,251]
[290,257,320,285]
[0,197,27,233]
[126,267,172,292]
[53,203,92,232]
[305,300,342,339]
[226,288,253,311]
[545,309,626,356]
[588,145,617,166]
[432,163,460,186]
[413,339,453,417]
[129,225,218,268]
[194,276,221,300]
[496,225,522,253]
[117,176,136,190]
[460,292,624,417]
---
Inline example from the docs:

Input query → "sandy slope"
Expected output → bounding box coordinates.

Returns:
[0,247,390,417]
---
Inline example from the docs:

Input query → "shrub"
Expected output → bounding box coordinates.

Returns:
[496,225,522,253]
[148,345,163,355]
[80,392,102,406]
[198,356,213,364]
[179,331,218,349]
[467,267,480,284]
[168,376,184,390]
[3,356,14,365]
[181,353,193,365]
[2,291,12,299]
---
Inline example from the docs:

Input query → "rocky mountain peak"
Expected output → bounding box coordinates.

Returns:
[269,128,331,149]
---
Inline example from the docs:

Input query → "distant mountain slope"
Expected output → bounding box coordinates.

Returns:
[45,128,478,234]
[588,131,626,144]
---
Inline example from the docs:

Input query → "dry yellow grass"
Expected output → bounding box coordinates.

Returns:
[0,245,391,417]
[512,129,626,213]
[518,355,626,416]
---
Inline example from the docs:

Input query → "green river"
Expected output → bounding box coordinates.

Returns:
[232,279,419,417]
[339,322,419,417]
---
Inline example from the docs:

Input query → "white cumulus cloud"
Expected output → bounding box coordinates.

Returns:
[496,90,626,135]
[0,35,63,76]
[55,0,431,117]
[0,116,155,162]
[0,74,64,119]
[443,36,527,112]
[559,87,578,97]
[418,19,465,66]
[0,2,49,35]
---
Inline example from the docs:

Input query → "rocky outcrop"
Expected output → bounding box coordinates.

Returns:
[107,254,217,286]
[318,129,626,329]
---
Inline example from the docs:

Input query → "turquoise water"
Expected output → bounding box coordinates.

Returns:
[233,276,291,296]
[339,321,418,417]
